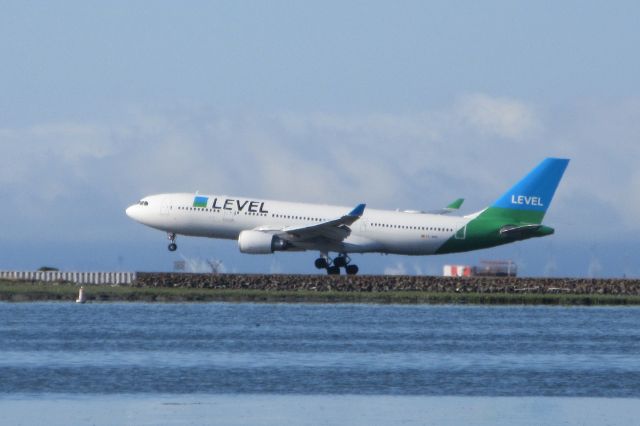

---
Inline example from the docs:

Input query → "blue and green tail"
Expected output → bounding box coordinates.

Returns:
[482,157,569,224]
[437,158,570,254]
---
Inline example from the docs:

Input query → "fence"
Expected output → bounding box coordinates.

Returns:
[0,271,136,285]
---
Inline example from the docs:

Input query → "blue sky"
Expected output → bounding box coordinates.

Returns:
[1,1,639,276]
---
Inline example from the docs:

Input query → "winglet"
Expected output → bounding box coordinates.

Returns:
[446,198,464,210]
[348,203,366,217]
[425,198,465,215]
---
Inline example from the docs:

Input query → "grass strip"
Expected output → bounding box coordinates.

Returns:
[1,281,640,305]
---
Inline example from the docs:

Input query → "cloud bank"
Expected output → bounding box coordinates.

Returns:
[2,95,639,248]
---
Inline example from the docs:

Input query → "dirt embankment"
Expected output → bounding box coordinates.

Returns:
[134,273,640,295]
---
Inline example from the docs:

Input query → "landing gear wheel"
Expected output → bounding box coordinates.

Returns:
[315,258,329,269]
[345,264,359,275]
[327,266,341,275]
[333,256,348,268]
[167,233,177,251]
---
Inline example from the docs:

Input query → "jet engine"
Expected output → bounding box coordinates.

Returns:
[238,230,291,254]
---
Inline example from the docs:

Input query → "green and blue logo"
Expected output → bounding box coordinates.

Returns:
[193,196,208,208]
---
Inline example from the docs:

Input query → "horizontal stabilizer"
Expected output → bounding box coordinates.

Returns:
[500,224,554,239]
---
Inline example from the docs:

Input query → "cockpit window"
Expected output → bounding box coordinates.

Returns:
[138,201,149,206]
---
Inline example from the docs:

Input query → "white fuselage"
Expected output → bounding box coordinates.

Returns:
[126,193,471,255]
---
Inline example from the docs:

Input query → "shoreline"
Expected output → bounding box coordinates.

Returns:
[4,396,639,426]
[2,279,640,305]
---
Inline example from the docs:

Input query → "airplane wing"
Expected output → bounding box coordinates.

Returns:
[277,203,366,242]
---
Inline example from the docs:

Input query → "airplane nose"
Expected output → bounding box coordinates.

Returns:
[125,204,138,220]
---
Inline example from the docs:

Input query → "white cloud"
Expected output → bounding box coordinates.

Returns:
[269,259,283,274]
[383,262,407,276]
[543,258,558,278]
[456,93,540,140]
[587,256,603,278]
[0,123,124,207]
[178,255,226,274]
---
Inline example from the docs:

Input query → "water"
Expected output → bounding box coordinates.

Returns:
[2,303,640,425]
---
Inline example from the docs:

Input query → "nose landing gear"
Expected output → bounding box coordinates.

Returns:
[168,233,178,251]
[314,252,359,275]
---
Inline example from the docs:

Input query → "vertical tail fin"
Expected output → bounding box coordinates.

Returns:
[481,158,569,224]
[436,158,569,254]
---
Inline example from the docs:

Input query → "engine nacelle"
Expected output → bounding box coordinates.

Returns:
[238,230,291,254]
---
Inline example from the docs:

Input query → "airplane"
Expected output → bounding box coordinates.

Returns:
[125,158,569,275]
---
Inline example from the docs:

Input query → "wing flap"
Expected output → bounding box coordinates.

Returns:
[279,203,365,243]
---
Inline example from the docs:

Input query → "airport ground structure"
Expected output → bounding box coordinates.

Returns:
[1,270,640,305]
[0,270,136,285]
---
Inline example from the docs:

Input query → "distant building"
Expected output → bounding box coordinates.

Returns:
[443,260,517,277]
[443,265,473,277]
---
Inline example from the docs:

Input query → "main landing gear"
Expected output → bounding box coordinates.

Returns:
[167,233,177,251]
[315,252,359,275]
